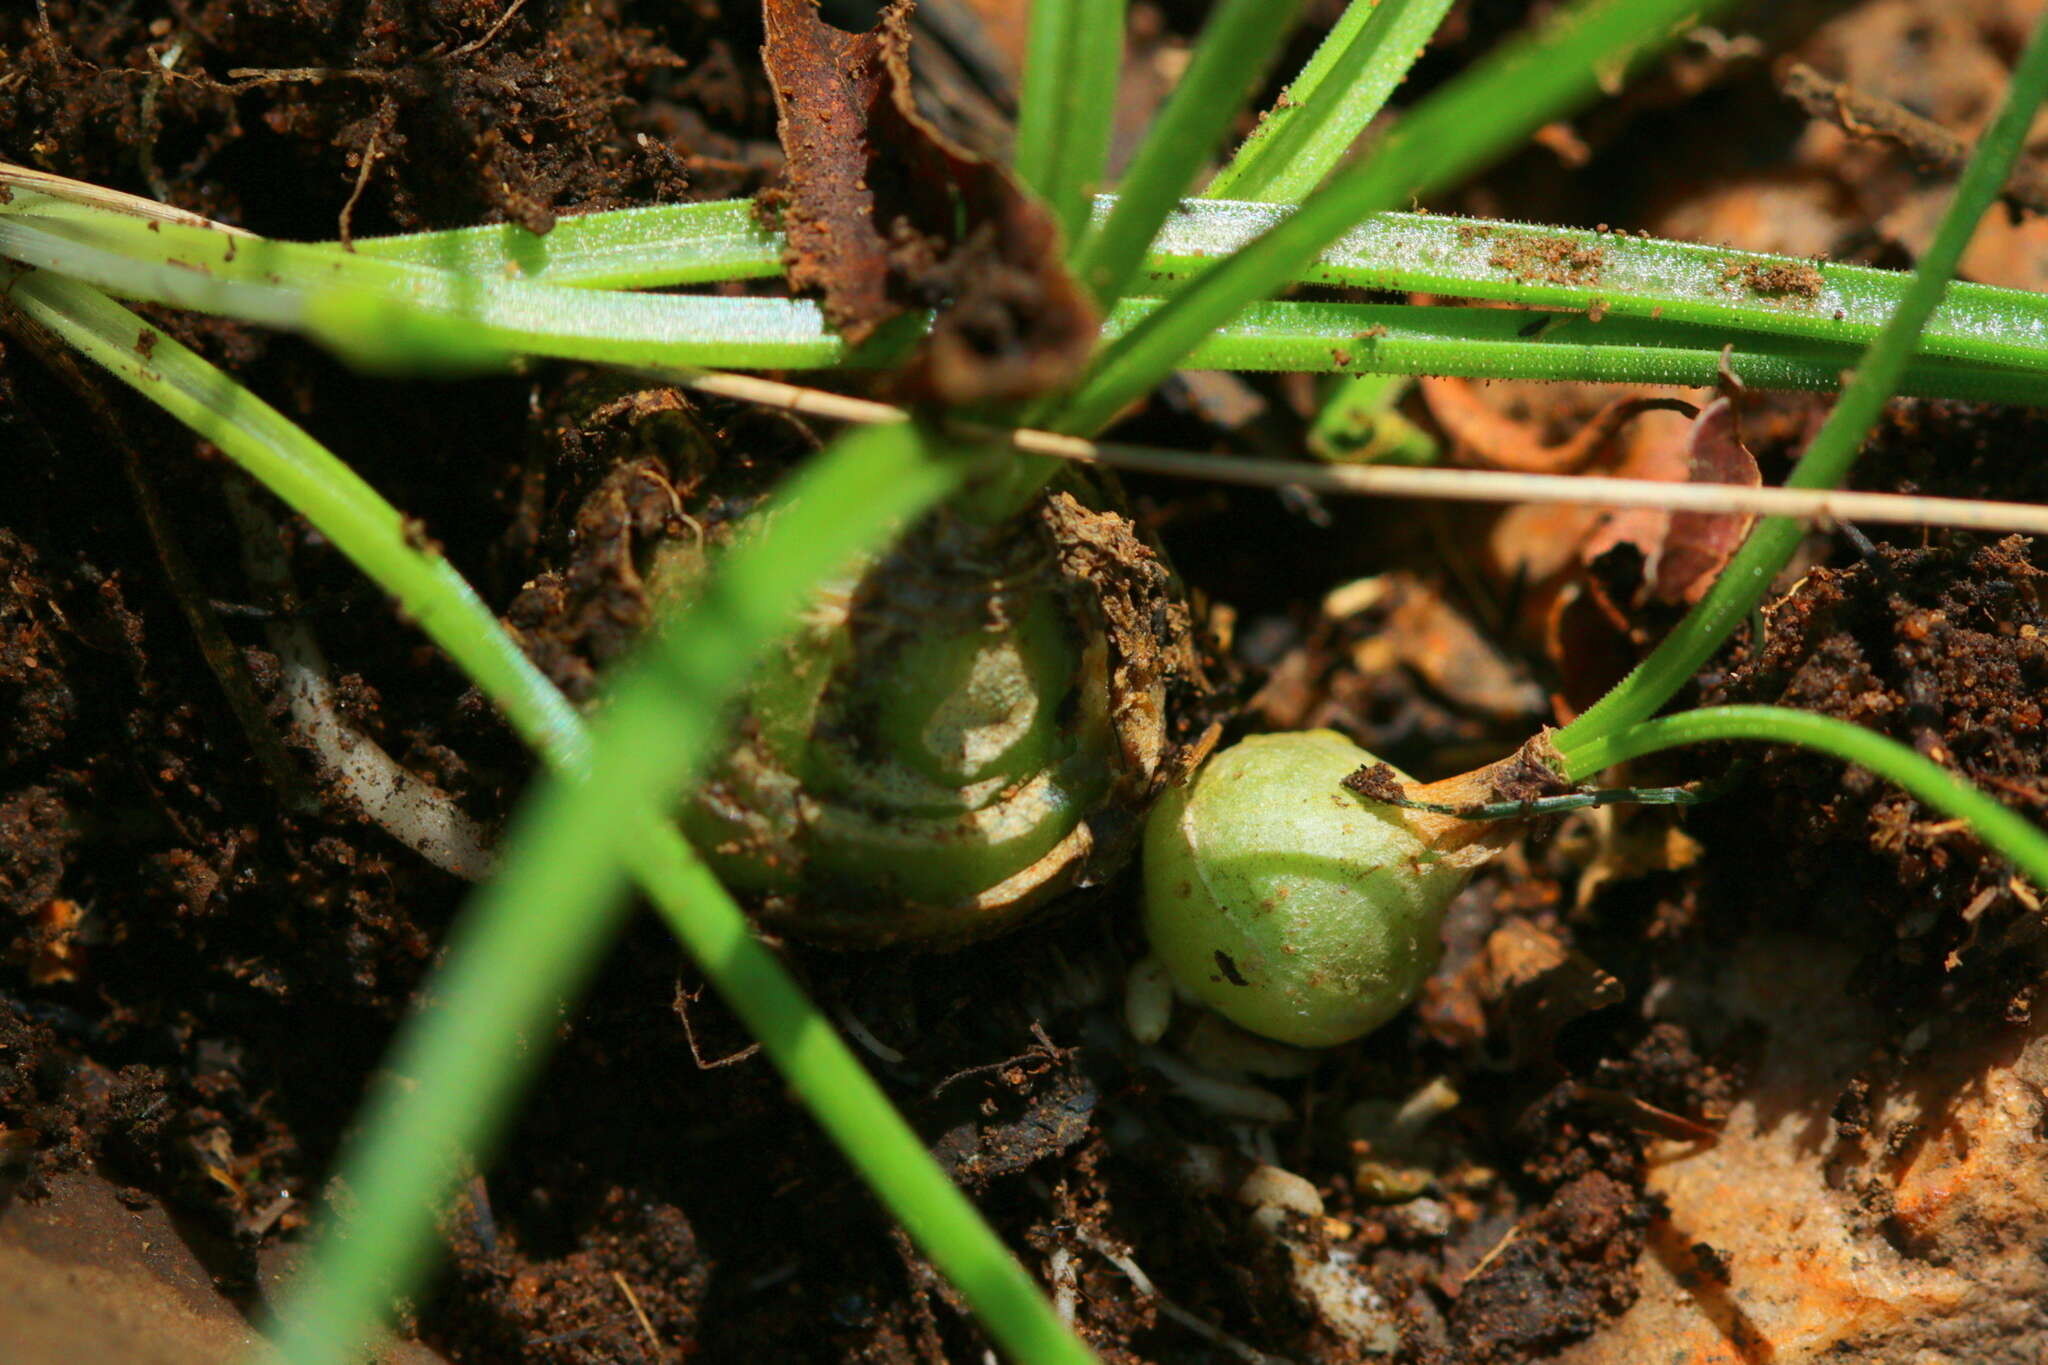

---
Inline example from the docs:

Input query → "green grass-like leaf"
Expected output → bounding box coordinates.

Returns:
[1070,0,1309,305]
[19,182,2048,414]
[320,190,2048,384]
[1307,370,1438,465]
[1138,200,2048,372]
[1056,0,1739,434]
[1205,0,1457,203]
[1013,0,1129,245]
[351,198,784,287]
[1559,706,2048,887]
[0,200,856,371]
[37,187,2048,407]
[5,269,1096,1365]
[252,419,992,1365]
[6,269,586,759]
[18,182,2048,415]
[1166,299,2048,405]
[1556,3,2048,760]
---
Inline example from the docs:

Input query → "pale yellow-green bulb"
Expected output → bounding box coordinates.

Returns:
[1143,731,1481,1047]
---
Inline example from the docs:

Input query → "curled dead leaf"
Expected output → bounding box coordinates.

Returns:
[1652,396,1761,604]
[762,0,1097,405]
[1421,375,1695,475]
[1533,395,1762,716]
[1571,396,1760,603]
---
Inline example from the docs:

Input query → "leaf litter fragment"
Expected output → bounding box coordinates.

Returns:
[761,0,1097,405]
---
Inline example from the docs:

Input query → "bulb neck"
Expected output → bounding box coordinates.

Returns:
[1394,729,1572,861]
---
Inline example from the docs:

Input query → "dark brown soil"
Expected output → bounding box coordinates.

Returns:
[4,1,2047,1362]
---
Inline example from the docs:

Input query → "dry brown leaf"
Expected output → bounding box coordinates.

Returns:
[1535,396,1761,716]
[762,0,1097,404]
[1421,376,1695,475]
[1569,395,1760,614]
[1351,572,1545,724]
[1652,396,1762,604]
[1425,919,1624,1061]
[763,0,899,343]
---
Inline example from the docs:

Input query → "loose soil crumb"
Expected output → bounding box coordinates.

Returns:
[1450,1170,1648,1362]
[0,0,746,241]
[1706,528,2048,1030]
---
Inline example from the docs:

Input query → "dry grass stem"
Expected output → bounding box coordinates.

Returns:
[678,372,2048,536]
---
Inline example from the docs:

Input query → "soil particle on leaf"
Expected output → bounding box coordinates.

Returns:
[1487,230,1607,286]
[1345,761,1408,805]
[1718,256,1825,299]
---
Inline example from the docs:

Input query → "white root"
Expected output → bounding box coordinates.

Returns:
[1123,954,1174,1045]
[1074,1228,1292,1365]
[1047,1245,1078,1327]
[1177,1142,1405,1356]
[1180,1013,1322,1079]
[833,1005,906,1065]
[225,481,495,880]
[1137,1043,1293,1124]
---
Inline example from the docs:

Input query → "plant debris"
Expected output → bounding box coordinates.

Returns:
[1429,919,1625,1063]
[1646,397,1763,605]
[1421,376,1695,475]
[1778,59,2048,218]
[762,0,1097,404]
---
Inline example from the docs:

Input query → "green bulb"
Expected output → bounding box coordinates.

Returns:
[1143,731,1491,1048]
[672,480,1213,946]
